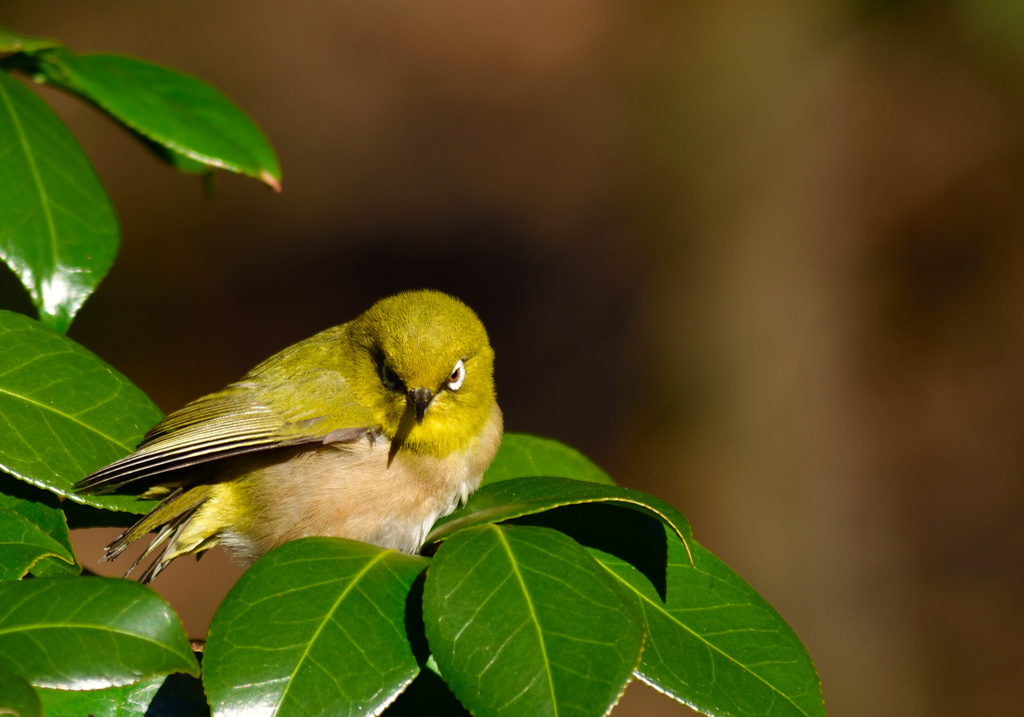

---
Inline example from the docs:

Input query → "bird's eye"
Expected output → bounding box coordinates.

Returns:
[448,359,466,391]
[381,361,398,389]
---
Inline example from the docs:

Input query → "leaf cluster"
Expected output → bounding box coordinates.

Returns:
[0,25,825,717]
[0,25,279,334]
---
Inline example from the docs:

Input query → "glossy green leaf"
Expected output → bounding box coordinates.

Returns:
[0,508,73,580]
[0,576,198,690]
[37,672,208,717]
[600,534,824,717]
[0,27,58,54]
[31,48,281,187]
[0,70,120,332]
[37,676,163,717]
[0,472,79,576]
[424,524,645,717]
[0,311,161,513]
[481,433,615,487]
[0,668,40,717]
[204,537,429,717]
[521,504,824,717]
[129,130,213,175]
[516,505,825,716]
[427,477,692,555]
[160,147,214,175]
[26,557,77,579]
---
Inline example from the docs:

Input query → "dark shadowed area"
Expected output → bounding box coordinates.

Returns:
[5,1,1024,715]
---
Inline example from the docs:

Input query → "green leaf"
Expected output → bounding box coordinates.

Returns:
[128,130,213,175]
[26,552,80,578]
[523,505,825,717]
[31,48,281,188]
[204,537,429,717]
[0,472,79,576]
[0,508,73,580]
[0,576,199,690]
[481,433,615,487]
[37,673,209,717]
[37,676,163,717]
[0,311,162,513]
[0,27,58,54]
[423,524,645,717]
[427,477,692,554]
[160,148,214,175]
[601,534,824,717]
[0,70,120,333]
[0,668,40,717]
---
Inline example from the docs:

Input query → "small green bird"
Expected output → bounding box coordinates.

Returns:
[76,290,502,584]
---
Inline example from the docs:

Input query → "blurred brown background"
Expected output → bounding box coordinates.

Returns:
[5,1,1024,715]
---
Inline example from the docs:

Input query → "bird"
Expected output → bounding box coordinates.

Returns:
[75,290,503,584]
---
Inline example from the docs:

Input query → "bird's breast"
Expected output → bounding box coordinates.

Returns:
[219,402,503,561]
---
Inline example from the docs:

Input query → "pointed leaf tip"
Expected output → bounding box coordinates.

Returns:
[0,26,59,54]
[260,169,281,192]
[28,49,281,185]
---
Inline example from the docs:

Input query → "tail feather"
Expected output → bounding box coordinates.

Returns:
[102,485,216,583]
[103,488,183,562]
[137,521,191,585]
[122,512,190,579]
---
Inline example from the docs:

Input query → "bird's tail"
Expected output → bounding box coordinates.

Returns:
[102,484,217,585]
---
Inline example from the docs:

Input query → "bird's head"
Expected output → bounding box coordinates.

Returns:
[346,290,496,457]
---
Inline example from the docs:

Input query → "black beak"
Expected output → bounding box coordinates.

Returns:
[409,387,434,426]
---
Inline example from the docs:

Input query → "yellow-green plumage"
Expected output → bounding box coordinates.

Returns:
[76,290,502,583]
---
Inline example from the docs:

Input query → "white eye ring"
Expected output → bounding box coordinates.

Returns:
[381,361,397,389]
[448,359,466,391]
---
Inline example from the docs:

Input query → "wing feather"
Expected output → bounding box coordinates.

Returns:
[76,362,374,495]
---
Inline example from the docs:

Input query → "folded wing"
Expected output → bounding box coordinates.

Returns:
[76,380,371,495]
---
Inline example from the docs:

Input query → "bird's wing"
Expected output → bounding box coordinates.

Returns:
[76,367,376,496]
